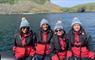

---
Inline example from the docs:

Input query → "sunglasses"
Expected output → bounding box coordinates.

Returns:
[55,29,63,32]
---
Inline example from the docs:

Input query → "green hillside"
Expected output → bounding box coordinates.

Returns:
[0,0,63,14]
[63,3,95,12]
[0,0,95,13]
[0,0,49,4]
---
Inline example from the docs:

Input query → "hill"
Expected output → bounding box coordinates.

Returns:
[0,0,95,14]
[63,3,95,12]
[0,0,63,14]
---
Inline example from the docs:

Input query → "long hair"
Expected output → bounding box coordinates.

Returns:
[19,27,30,35]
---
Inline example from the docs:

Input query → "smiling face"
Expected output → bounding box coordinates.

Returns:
[21,27,29,34]
[41,23,49,31]
[73,23,81,32]
[55,29,64,36]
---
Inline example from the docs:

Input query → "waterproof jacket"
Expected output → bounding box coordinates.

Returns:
[13,30,37,58]
[67,27,93,58]
[68,27,92,51]
[36,28,53,55]
[14,30,37,47]
[50,33,69,56]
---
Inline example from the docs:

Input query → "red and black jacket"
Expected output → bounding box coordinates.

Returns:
[50,32,69,56]
[35,28,53,55]
[14,30,37,47]
[37,30,53,44]
[67,27,93,58]
[67,27,92,51]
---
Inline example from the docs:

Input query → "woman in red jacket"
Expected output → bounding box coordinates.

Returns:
[13,17,36,60]
[51,20,69,60]
[67,17,94,60]
[33,18,53,60]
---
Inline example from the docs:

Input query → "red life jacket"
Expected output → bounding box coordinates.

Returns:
[51,52,66,60]
[59,37,66,50]
[74,31,81,46]
[68,29,94,59]
[43,32,47,42]
[15,47,25,58]
[88,51,95,59]
[52,36,67,60]
[57,37,67,60]
[72,31,89,58]
[21,34,30,45]
[43,32,51,54]
[15,33,33,46]
[13,33,35,58]
[51,54,59,60]
[36,31,52,55]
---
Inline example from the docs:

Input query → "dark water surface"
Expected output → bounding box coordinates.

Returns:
[0,13,95,58]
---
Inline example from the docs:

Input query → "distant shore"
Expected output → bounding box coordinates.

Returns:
[0,0,95,14]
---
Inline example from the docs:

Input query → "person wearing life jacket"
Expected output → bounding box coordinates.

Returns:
[33,18,53,60]
[51,20,69,60]
[12,17,36,60]
[67,17,94,60]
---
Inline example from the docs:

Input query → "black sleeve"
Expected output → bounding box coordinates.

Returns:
[33,33,37,45]
[32,33,37,50]
[86,34,93,51]
[67,34,72,51]
[36,32,41,43]
[66,38,70,50]
[50,39,55,56]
